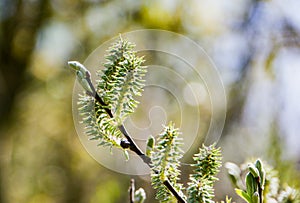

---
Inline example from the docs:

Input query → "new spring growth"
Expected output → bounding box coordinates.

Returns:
[146,136,155,157]
[68,61,95,94]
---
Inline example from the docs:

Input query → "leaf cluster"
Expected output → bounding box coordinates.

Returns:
[226,159,300,203]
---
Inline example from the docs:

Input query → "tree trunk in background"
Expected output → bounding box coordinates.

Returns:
[0,0,49,125]
[0,0,49,202]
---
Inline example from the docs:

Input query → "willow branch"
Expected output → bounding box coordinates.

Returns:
[85,78,186,203]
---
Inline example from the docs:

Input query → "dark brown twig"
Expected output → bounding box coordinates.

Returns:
[257,178,263,203]
[86,80,151,166]
[118,125,152,165]
[164,180,186,203]
[129,179,135,203]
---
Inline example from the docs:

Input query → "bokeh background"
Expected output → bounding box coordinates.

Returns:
[1,0,300,202]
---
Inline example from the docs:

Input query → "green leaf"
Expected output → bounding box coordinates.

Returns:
[146,135,155,157]
[246,172,257,197]
[252,192,259,203]
[255,159,265,188]
[248,163,260,178]
[235,189,252,203]
[123,150,129,161]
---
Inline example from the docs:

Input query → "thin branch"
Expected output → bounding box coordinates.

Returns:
[129,179,135,203]
[257,178,263,203]
[86,79,151,165]
[118,125,152,165]
[163,180,186,203]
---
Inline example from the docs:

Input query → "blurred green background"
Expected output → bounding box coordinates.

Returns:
[1,0,300,202]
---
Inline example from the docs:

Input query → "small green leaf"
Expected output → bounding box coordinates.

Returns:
[248,163,260,178]
[255,159,265,188]
[246,172,257,196]
[146,135,155,157]
[235,189,252,203]
[252,192,259,203]
[123,150,129,161]
[254,159,262,171]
